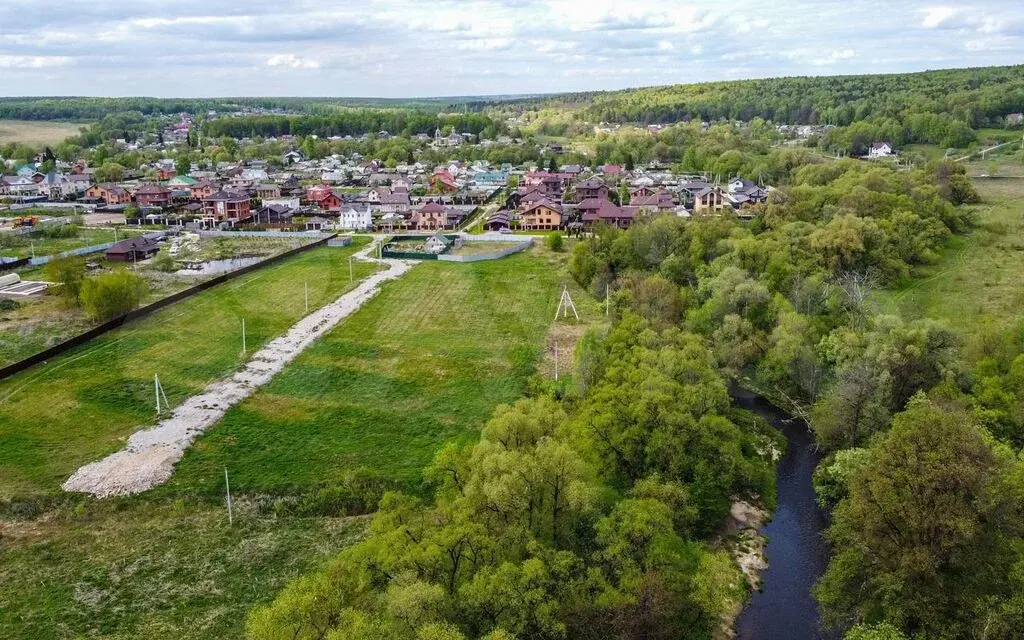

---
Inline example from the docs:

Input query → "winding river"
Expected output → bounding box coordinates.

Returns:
[732,388,837,640]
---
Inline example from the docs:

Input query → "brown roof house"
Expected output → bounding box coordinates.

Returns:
[134,183,172,208]
[106,236,160,262]
[202,190,252,222]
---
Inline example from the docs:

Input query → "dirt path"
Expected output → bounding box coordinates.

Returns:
[62,240,414,498]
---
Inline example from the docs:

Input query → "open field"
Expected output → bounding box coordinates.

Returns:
[0,239,380,499]
[0,120,84,146]
[161,243,601,496]
[0,226,138,259]
[0,499,366,640]
[876,164,1024,336]
[0,243,598,639]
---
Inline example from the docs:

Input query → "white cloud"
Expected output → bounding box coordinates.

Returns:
[0,55,72,68]
[922,6,958,28]
[266,54,320,69]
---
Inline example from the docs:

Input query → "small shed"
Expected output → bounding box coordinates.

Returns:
[305,216,329,231]
[106,236,160,262]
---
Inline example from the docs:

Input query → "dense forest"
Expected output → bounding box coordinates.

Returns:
[555,65,1024,127]
[0,95,516,121]
[200,111,504,139]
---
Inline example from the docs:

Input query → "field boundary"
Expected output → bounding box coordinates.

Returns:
[0,235,332,381]
[439,238,533,262]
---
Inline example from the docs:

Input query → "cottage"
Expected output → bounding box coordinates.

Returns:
[106,236,160,262]
[339,204,373,230]
[430,171,458,193]
[520,199,563,231]
[134,183,172,208]
[86,183,132,205]
[867,142,894,158]
[202,190,252,222]
[414,201,448,230]
[576,177,609,201]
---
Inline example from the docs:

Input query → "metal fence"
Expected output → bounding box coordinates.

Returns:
[198,230,334,239]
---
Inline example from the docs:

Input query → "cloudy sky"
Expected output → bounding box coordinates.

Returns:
[1,1,1021,98]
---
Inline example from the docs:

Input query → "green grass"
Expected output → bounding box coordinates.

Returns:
[0,499,366,640]
[447,240,525,256]
[0,244,597,640]
[161,244,601,496]
[0,119,83,145]
[875,169,1024,335]
[0,238,380,499]
[0,227,141,259]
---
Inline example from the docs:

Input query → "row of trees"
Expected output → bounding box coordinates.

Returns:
[201,111,503,140]
[248,320,778,640]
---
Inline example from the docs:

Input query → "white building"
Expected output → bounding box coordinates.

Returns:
[338,204,372,230]
[867,142,894,158]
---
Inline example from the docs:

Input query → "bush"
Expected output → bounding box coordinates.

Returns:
[0,298,20,312]
[546,231,564,252]
[43,256,86,306]
[79,269,147,321]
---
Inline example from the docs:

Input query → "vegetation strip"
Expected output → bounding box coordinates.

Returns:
[62,241,414,497]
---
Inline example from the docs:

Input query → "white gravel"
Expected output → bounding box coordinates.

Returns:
[62,240,414,498]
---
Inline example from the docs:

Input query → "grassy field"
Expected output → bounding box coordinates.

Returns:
[876,164,1024,336]
[161,244,600,496]
[0,120,83,146]
[0,226,139,259]
[0,239,380,499]
[0,243,597,639]
[0,499,366,640]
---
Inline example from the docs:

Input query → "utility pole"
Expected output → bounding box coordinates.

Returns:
[349,257,354,282]
[554,343,559,381]
[304,281,309,314]
[241,318,246,355]
[605,283,610,317]
[224,467,233,526]
[154,373,169,415]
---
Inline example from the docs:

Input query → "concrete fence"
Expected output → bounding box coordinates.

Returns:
[198,230,334,239]
[438,239,533,263]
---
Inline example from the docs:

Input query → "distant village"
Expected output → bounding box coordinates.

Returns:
[1,113,885,235]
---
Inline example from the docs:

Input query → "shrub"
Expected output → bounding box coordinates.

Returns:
[79,269,147,321]
[43,256,86,306]
[546,231,564,252]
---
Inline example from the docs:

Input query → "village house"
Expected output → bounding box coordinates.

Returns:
[190,179,218,199]
[106,236,160,262]
[254,203,294,226]
[338,204,373,230]
[87,183,132,205]
[576,177,610,201]
[726,178,769,207]
[134,183,173,208]
[413,201,449,231]
[520,199,563,231]
[255,183,281,199]
[202,190,252,222]
[867,142,894,158]
[579,199,637,229]
[430,170,458,193]
[483,210,512,232]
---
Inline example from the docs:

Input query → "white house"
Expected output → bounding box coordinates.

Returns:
[338,204,372,230]
[867,142,894,158]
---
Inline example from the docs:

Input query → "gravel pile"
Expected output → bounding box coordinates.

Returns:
[63,241,414,497]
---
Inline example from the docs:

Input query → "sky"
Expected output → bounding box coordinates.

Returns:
[1,1,1022,98]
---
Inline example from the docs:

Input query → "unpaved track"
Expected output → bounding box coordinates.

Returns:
[62,240,414,498]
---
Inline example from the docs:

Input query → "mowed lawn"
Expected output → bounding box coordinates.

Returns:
[875,170,1024,334]
[161,244,598,496]
[0,239,381,499]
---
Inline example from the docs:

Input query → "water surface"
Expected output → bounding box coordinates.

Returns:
[733,389,835,640]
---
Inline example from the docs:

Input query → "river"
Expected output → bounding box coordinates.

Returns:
[732,388,837,640]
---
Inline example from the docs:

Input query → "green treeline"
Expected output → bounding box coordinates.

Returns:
[248,322,779,640]
[565,159,1024,637]
[200,111,503,139]
[568,65,1024,127]
[0,96,462,120]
